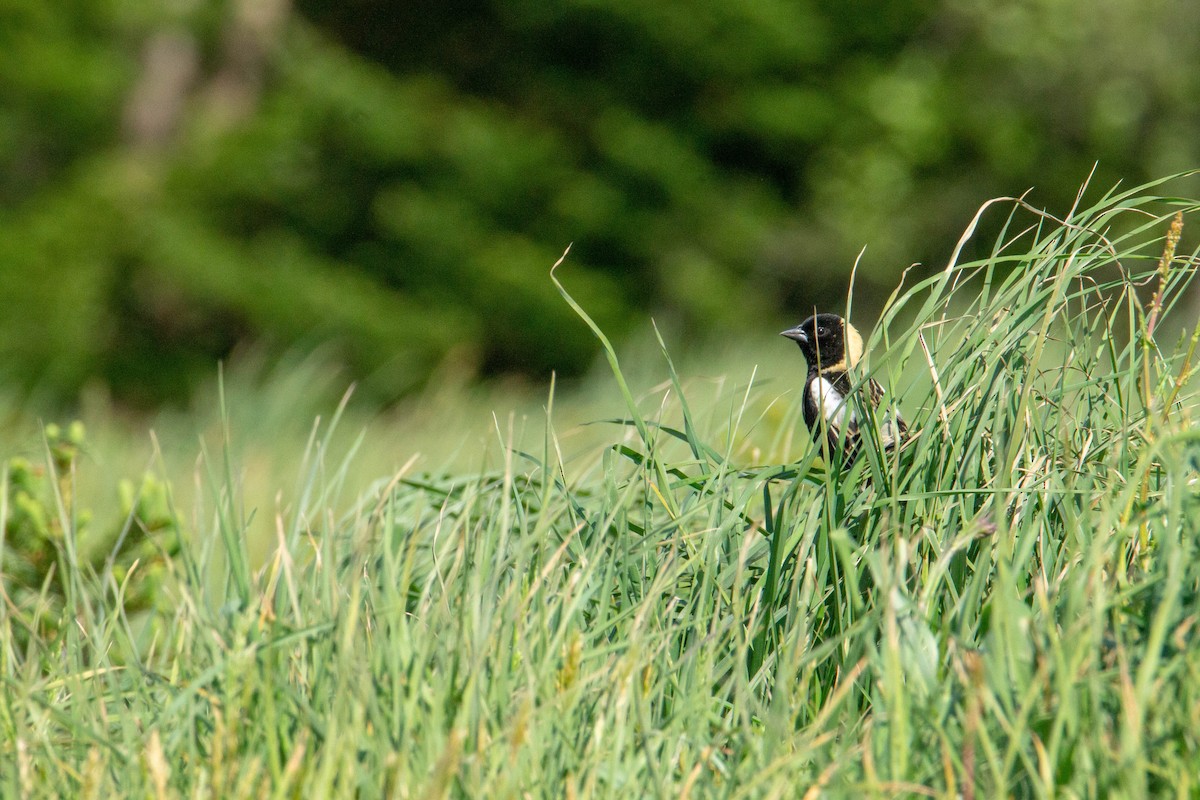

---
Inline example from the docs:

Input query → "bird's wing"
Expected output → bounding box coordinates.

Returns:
[867,378,907,447]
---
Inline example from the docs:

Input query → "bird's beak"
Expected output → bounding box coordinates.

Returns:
[780,326,808,344]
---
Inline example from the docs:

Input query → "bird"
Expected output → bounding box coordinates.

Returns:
[780,313,907,464]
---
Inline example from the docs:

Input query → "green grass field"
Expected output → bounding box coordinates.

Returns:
[3,180,1200,797]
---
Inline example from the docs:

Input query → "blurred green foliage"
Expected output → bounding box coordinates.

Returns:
[1,0,1197,406]
[2,421,180,644]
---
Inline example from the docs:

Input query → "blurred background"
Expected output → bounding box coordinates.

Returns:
[2,0,1199,413]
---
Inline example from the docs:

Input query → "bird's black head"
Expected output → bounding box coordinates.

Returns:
[780,313,862,372]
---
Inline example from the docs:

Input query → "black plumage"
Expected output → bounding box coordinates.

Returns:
[780,313,906,464]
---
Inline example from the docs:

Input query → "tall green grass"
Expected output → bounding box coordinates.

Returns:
[2,179,1200,797]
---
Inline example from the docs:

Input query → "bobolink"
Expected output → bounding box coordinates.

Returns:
[780,313,907,463]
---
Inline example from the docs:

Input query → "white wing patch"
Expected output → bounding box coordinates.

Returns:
[809,376,855,429]
[879,415,904,448]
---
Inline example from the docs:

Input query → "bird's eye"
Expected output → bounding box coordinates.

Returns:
[817,327,827,337]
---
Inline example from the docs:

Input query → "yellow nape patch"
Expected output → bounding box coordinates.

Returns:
[818,357,846,374]
[844,323,864,368]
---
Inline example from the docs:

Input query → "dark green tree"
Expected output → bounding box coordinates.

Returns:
[0,0,1196,405]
